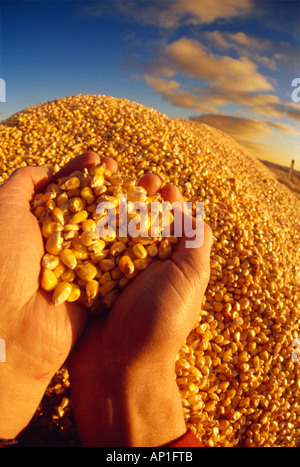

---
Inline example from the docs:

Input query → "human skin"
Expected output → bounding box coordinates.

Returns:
[67,173,213,447]
[0,151,212,445]
[0,152,103,438]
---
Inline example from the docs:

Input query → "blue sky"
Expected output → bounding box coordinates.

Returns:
[0,0,299,167]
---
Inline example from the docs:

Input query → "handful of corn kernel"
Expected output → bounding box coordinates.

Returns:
[31,162,177,310]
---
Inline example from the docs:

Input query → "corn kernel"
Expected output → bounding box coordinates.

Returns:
[52,282,72,305]
[67,283,81,302]
[60,248,77,270]
[46,232,63,255]
[40,269,58,292]
[86,280,100,299]
[118,255,135,275]
[132,243,148,259]
[42,253,60,270]
[76,261,98,281]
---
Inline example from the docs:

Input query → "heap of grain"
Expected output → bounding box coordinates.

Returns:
[0,94,299,447]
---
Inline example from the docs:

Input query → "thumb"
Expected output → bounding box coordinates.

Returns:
[0,166,53,209]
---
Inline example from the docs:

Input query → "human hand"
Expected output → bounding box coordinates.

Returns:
[0,151,110,439]
[68,173,213,447]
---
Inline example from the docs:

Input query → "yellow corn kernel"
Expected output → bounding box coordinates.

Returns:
[101,227,116,242]
[99,279,117,297]
[40,269,58,292]
[133,257,151,271]
[109,241,126,257]
[90,162,106,176]
[56,192,68,206]
[42,218,63,239]
[158,239,172,259]
[82,219,97,232]
[80,186,95,204]
[126,187,147,202]
[81,230,99,247]
[68,210,88,224]
[99,271,111,285]
[117,234,129,244]
[63,224,80,233]
[89,251,108,263]
[53,262,67,279]
[51,207,64,225]
[60,248,77,270]
[110,265,123,280]
[118,255,135,275]
[87,239,106,254]
[146,243,158,257]
[71,248,89,260]
[71,237,88,253]
[91,173,104,188]
[67,283,81,302]
[166,235,178,244]
[62,230,79,241]
[76,261,98,281]
[46,232,63,255]
[132,243,148,259]
[42,253,60,270]
[34,205,46,220]
[32,193,44,207]
[61,268,76,282]
[99,258,115,272]
[63,176,81,190]
[45,198,56,212]
[86,280,100,299]
[52,282,72,306]
[101,288,119,309]
[69,196,86,212]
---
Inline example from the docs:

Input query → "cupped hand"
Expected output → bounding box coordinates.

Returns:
[0,151,114,438]
[68,171,213,447]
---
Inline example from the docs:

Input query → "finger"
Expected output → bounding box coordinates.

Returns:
[159,183,185,209]
[172,219,213,286]
[101,156,118,174]
[138,174,161,195]
[0,166,53,209]
[52,151,101,181]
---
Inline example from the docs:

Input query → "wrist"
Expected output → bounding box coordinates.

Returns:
[121,364,186,447]
[69,359,186,447]
[0,363,50,439]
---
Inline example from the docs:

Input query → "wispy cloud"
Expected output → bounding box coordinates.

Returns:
[164,37,273,93]
[190,114,299,162]
[205,30,298,71]
[191,114,298,139]
[144,37,279,115]
[81,0,253,27]
[81,0,299,164]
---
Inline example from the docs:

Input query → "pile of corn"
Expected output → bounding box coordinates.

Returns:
[33,162,176,310]
[0,94,299,447]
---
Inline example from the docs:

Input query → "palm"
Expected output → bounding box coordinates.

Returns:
[68,184,211,375]
[0,193,86,381]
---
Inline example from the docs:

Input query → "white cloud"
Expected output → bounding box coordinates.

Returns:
[164,38,273,94]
